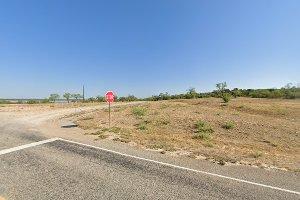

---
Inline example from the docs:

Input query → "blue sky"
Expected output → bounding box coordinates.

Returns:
[0,0,299,98]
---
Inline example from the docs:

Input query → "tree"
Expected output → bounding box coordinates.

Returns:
[231,88,241,98]
[72,94,83,102]
[127,95,138,101]
[187,87,197,98]
[216,82,227,97]
[216,82,231,103]
[96,96,106,102]
[283,83,293,89]
[49,94,60,102]
[63,93,72,103]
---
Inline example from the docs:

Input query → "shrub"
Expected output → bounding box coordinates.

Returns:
[222,94,231,103]
[219,159,226,165]
[132,107,147,116]
[136,120,151,130]
[193,121,214,140]
[27,100,40,104]
[222,123,235,129]
[194,121,214,133]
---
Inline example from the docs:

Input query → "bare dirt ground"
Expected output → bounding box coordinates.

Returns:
[72,98,300,172]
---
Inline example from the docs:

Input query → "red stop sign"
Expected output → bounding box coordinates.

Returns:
[105,91,115,103]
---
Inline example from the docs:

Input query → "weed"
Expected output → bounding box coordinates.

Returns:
[193,121,214,140]
[132,107,147,116]
[222,123,235,129]
[193,132,210,140]
[156,119,170,126]
[109,127,121,133]
[219,159,226,165]
[194,121,214,133]
[136,121,150,130]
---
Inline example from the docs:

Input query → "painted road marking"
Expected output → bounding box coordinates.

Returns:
[59,138,300,196]
[0,137,299,195]
[0,138,59,156]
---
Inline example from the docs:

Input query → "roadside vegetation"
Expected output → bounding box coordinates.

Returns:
[74,97,300,172]
[1,83,299,105]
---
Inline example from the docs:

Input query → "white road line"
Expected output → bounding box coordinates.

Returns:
[0,138,59,156]
[0,137,299,195]
[58,138,300,195]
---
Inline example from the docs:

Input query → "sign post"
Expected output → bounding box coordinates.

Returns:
[105,91,115,128]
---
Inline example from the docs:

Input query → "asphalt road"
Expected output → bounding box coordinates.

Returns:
[0,121,299,199]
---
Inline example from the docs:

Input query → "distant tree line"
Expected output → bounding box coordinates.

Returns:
[1,83,298,104]
[142,83,300,102]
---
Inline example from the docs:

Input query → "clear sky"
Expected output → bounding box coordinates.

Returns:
[0,0,299,99]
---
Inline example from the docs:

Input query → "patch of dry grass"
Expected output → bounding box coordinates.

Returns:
[75,98,300,172]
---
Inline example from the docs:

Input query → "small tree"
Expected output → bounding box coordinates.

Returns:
[231,88,242,98]
[49,94,60,103]
[216,82,231,103]
[63,93,71,103]
[72,94,83,102]
[187,87,198,99]
[96,96,106,102]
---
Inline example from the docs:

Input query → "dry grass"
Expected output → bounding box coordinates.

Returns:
[75,98,300,172]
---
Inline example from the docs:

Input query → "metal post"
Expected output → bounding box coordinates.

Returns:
[109,102,111,128]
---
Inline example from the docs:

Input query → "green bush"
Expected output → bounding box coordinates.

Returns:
[194,121,214,133]
[193,121,214,140]
[222,94,231,103]
[27,100,40,104]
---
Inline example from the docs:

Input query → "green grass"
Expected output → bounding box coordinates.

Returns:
[194,121,214,133]
[135,120,151,130]
[132,107,147,116]
[222,123,235,129]
[193,121,214,140]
